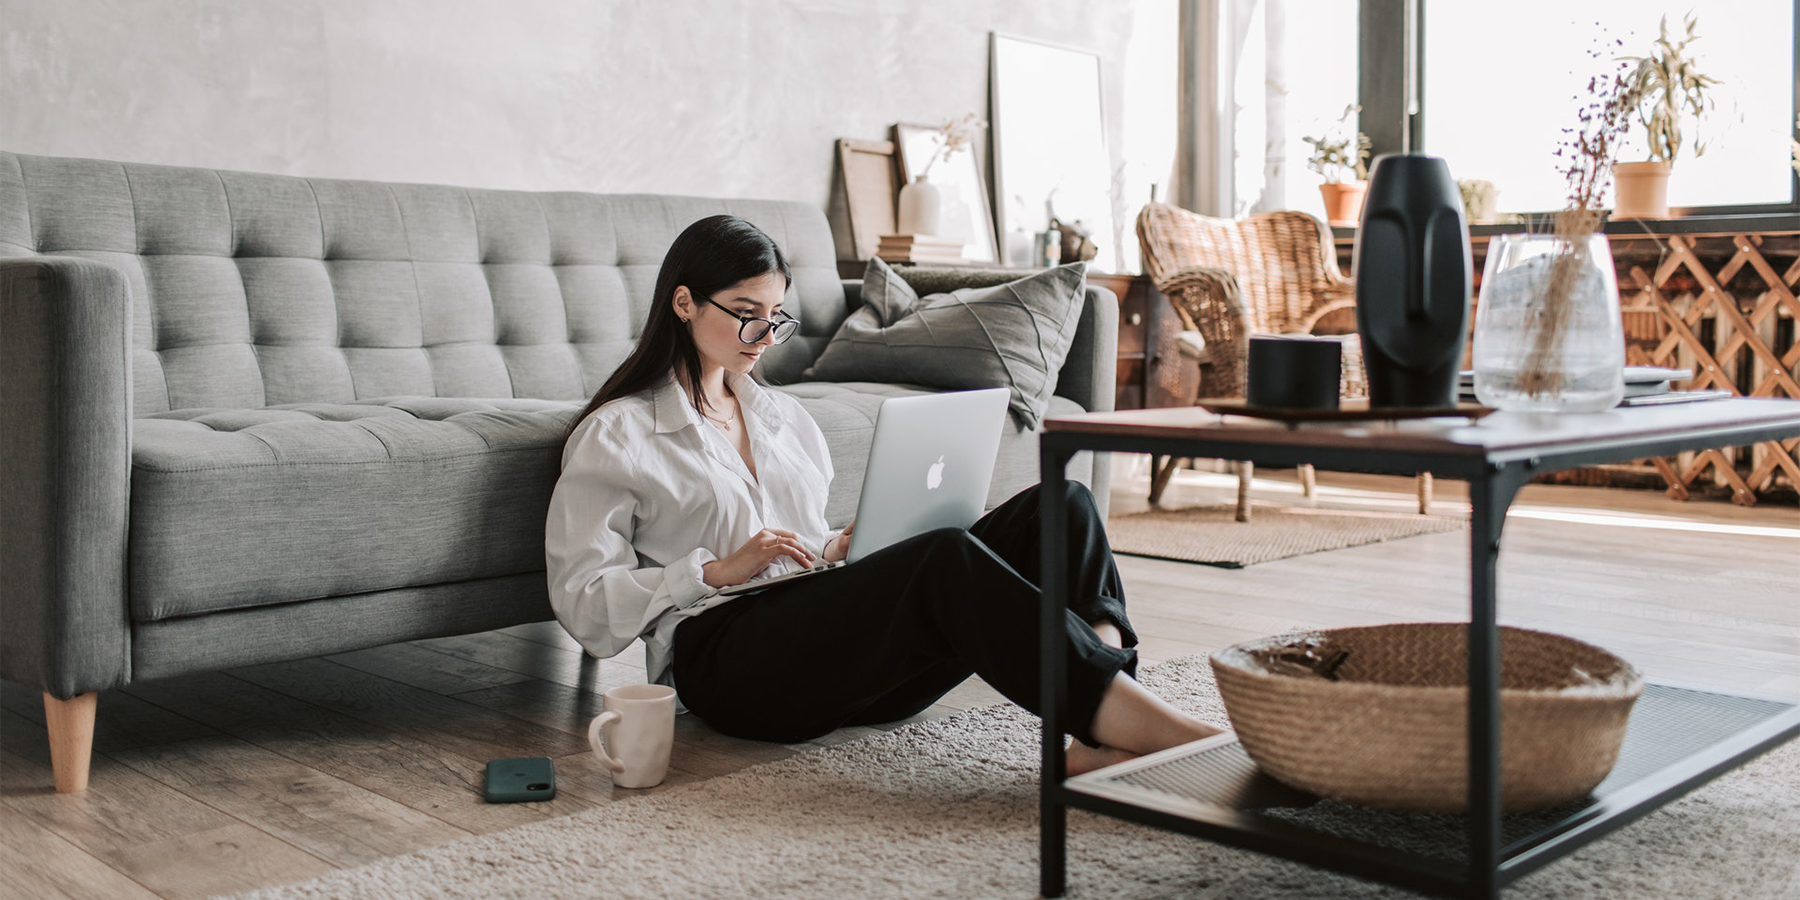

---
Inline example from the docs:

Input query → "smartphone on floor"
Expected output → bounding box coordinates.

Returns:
[483,756,556,803]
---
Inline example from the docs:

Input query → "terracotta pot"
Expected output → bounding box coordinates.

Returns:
[1612,161,1672,219]
[1319,181,1369,226]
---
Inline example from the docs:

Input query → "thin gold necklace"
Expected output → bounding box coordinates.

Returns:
[701,397,737,429]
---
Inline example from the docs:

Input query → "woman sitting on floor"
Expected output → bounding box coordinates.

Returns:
[544,214,1222,774]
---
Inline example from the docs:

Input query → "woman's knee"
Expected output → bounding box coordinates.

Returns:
[1041,480,1101,524]
[1011,479,1095,509]
[917,526,985,563]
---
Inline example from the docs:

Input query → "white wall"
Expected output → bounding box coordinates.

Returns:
[3,0,1159,258]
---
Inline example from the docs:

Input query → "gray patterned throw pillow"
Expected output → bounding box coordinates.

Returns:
[801,258,1087,429]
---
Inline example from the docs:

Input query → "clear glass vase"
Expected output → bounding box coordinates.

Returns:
[1472,233,1625,413]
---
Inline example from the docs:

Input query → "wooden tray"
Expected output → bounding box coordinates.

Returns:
[1196,398,1495,423]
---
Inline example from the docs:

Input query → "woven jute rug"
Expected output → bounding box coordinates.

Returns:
[1108,503,1468,568]
[232,654,1799,900]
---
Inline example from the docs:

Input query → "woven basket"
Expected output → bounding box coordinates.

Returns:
[1211,623,1644,814]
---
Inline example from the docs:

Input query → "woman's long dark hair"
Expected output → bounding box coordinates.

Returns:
[568,215,792,438]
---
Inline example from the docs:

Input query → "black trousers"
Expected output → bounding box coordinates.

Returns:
[671,482,1138,746]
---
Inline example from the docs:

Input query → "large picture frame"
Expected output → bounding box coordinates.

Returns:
[891,123,1000,265]
[989,32,1115,271]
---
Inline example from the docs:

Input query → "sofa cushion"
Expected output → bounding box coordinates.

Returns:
[799,258,1088,429]
[128,385,1095,622]
[129,398,581,621]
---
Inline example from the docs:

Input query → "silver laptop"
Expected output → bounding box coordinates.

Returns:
[716,387,1009,596]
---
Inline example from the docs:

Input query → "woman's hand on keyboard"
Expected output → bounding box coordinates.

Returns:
[821,519,856,564]
[702,528,818,588]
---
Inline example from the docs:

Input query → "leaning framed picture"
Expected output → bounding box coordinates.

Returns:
[836,138,901,262]
[989,32,1115,271]
[891,123,1000,265]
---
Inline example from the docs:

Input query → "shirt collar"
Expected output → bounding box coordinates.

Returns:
[650,371,788,437]
[651,376,697,435]
[727,371,787,438]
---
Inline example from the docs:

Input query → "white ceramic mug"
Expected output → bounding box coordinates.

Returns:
[587,684,676,789]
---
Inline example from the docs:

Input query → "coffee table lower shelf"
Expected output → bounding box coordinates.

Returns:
[1062,682,1800,898]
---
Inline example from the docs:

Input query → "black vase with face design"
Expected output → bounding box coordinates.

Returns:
[1352,154,1472,409]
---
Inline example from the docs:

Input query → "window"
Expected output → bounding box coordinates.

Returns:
[1268,1,1361,222]
[1419,0,1796,214]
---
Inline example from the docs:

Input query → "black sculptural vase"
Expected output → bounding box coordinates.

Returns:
[1352,154,1472,409]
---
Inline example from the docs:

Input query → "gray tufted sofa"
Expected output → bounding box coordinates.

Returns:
[0,150,1115,792]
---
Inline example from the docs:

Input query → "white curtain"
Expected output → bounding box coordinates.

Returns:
[1177,0,1311,219]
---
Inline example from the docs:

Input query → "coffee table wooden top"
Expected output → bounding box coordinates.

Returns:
[1043,397,1800,459]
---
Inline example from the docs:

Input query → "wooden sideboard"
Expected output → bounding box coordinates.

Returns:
[1087,273,1194,411]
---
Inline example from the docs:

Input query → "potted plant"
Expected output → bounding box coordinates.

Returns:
[1303,105,1372,225]
[1613,14,1719,218]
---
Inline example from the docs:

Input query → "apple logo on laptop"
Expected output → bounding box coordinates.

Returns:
[926,455,946,490]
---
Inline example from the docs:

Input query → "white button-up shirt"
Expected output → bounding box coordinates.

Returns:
[544,372,836,689]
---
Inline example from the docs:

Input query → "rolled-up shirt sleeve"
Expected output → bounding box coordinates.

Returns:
[545,430,717,660]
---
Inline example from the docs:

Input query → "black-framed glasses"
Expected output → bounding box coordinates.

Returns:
[695,292,801,344]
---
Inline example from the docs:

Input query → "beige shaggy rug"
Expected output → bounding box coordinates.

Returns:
[233,656,1799,900]
[1108,504,1467,568]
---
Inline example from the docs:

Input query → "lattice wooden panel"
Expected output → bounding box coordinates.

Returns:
[1618,233,1800,505]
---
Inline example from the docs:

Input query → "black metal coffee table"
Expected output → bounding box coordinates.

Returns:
[1035,398,1800,899]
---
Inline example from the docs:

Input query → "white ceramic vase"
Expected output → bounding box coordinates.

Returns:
[896,175,942,237]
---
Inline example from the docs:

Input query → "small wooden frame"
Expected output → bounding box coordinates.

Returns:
[836,138,900,263]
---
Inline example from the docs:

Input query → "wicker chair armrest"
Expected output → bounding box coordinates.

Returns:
[1301,298,1359,336]
[1174,330,1208,362]
[1157,266,1251,399]
[1149,263,1235,299]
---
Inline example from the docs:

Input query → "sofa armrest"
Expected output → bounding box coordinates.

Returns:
[1,256,133,697]
[1056,283,1119,415]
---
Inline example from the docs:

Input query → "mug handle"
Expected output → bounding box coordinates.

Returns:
[586,711,626,773]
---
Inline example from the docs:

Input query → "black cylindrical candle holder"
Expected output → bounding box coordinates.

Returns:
[1246,335,1342,410]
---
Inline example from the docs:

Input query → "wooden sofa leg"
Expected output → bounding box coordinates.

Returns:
[1299,464,1317,498]
[43,692,97,793]
[1416,472,1434,515]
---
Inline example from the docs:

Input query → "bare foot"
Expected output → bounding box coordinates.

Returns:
[1066,740,1140,776]
[1188,720,1229,742]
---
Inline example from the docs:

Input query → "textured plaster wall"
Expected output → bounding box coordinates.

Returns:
[2,0,1145,221]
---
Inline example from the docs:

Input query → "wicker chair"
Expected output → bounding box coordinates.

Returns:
[1135,202,1432,519]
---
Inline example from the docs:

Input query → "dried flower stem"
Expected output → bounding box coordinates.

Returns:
[919,113,985,178]
[1517,48,1638,397]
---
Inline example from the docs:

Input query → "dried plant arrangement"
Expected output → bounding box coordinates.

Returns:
[1790,117,1800,177]
[1517,46,1642,398]
[1619,14,1719,164]
[919,113,986,178]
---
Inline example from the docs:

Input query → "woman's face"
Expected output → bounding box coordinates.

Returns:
[674,271,788,377]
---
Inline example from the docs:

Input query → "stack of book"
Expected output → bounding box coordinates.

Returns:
[1458,366,1733,407]
[876,234,968,265]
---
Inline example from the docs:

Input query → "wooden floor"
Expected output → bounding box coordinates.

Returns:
[2,460,1795,899]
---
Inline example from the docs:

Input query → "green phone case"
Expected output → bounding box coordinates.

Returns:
[483,756,556,803]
